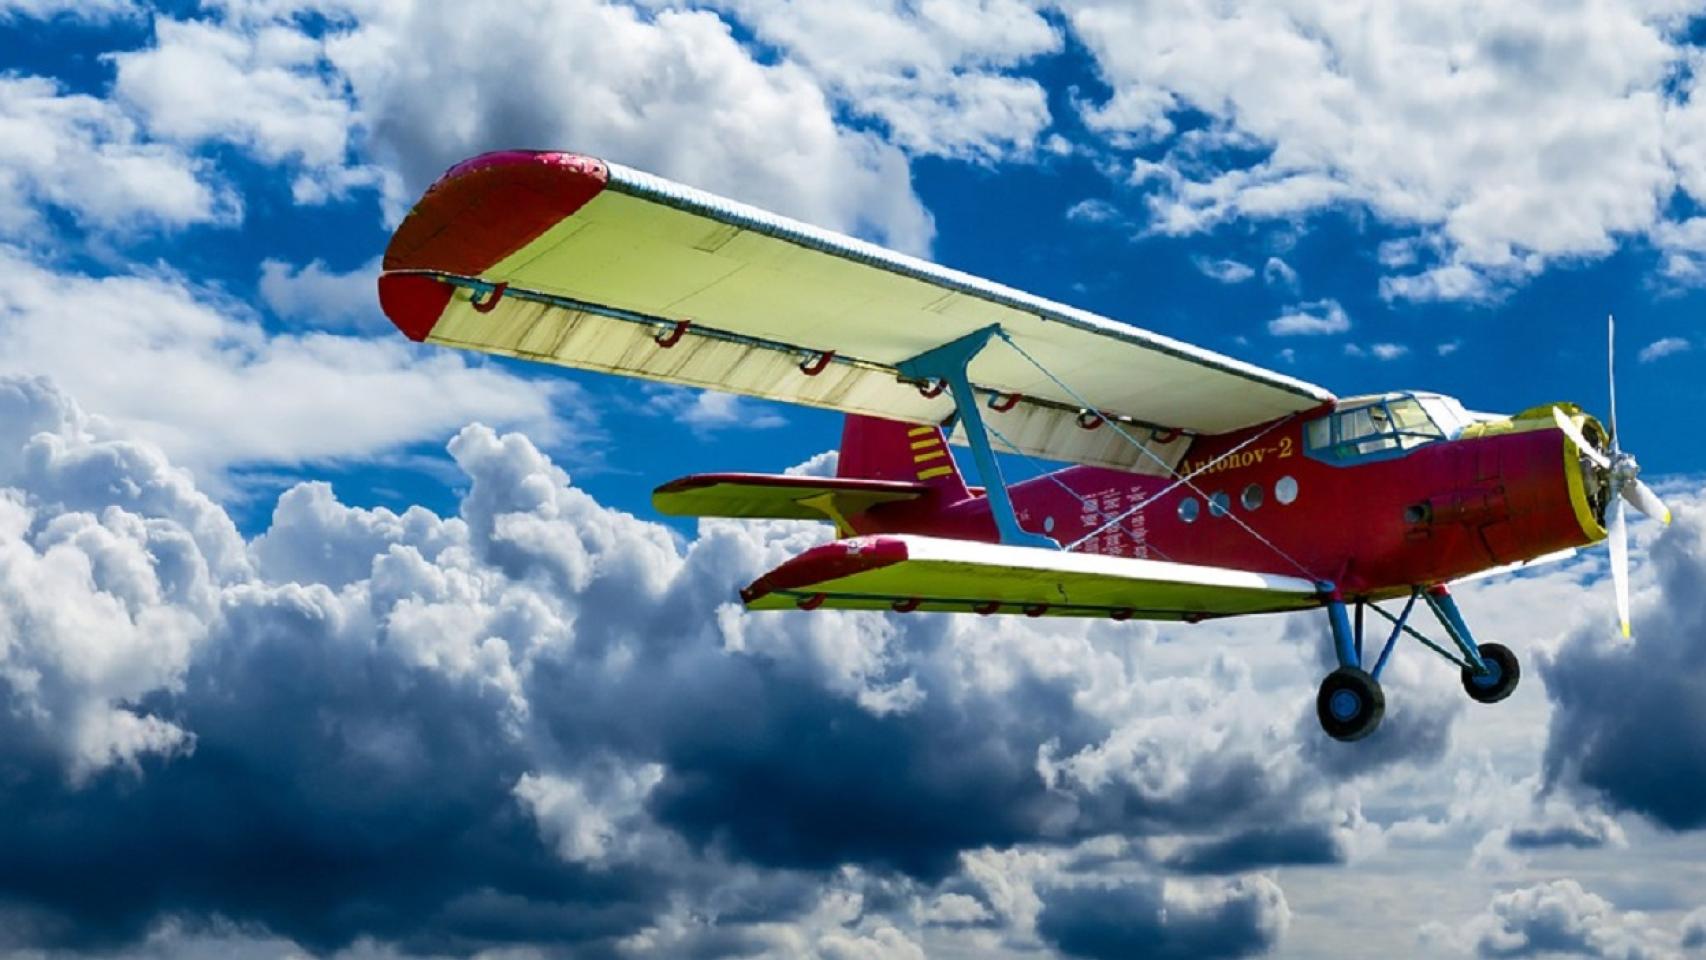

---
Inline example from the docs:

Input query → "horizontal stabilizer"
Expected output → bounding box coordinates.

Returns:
[740,535,1321,621]
[652,473,928,522]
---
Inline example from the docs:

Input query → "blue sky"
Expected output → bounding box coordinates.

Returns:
[4,2,1706,958]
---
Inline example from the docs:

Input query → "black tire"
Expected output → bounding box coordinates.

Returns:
[1461,643,1520,704]
[1316,667,1385,742]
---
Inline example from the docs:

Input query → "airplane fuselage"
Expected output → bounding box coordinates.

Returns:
[852,401,1609,598]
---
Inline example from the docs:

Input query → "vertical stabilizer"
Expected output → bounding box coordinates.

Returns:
[838,415,970,498]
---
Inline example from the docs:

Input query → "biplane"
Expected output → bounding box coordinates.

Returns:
[378,151,1670,741]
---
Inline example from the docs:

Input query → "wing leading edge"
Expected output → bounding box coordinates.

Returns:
[740,535,1322,621]
[379,151,1334,473]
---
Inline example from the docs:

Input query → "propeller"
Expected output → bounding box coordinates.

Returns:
[1551,314,1672,639]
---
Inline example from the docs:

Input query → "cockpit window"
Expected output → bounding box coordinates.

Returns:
[1304,395,1446,464]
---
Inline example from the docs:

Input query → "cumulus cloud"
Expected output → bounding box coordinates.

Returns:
[110,17,373,203]
[0,247,562,489]
[1059,0,1695,299]
[1457,879,1674,959]
[1035,876,1289,960]
[0,75,236,238]
[0,375,1367,957]
[258,257,385,331]
[691,0,1062,162]
[329,0,935,250]
[1269,299,1350,336]
[1542,498,1706,831]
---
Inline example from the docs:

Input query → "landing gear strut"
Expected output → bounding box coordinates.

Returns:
[1315,584,1521,741]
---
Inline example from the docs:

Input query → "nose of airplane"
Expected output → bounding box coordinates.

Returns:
[1552,403,1672,638]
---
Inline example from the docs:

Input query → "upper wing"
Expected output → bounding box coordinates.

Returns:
[739,534,1322,620]
[379,151,1334,473]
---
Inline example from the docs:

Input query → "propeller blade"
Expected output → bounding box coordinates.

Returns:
[1607,313,1619,450]
[1623,477,1672,525]
[1608,497,1631,639]
[1552,406,1610,470]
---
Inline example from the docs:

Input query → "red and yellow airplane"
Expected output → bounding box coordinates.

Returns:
[378,151,1669,742]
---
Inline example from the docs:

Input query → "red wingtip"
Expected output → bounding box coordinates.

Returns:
[379,151,610,341]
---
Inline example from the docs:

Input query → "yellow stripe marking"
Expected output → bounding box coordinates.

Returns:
[917,466,954,480]
[913,449,947,463]
[907,426,936,438]
[910,438,942,451]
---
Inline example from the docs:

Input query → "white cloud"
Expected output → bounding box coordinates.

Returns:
[258,256,383,331]
[0,0,135,20]
[1437,340,1462,357]
[514,763,666,865]
[1454,879,1677,959]
[0,247,562,489]
[1638,336,1691,362]
[1059,0,1692,299]
[643,385,788,436]
[1262,256,1299,292]
[1269,299,1350,336]
[1341,342,1407,360]
[699,0,1061,162]
[328,0,935,250]
[1193,256,1255,284]
[110,17,368,201]
[1066,198,1121,224]
[0,75,236,238]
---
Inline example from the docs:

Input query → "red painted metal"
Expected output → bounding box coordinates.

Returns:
[892,597,922,613]
[973,601,1002,615]
[380,150,608,342]
[799,351,835,376]
[655,320,692,348]
[470,282,507,313]
[833,407,1605,600]
[917,380,946,399]
[375,274,454,342]
[989,393,1021,412]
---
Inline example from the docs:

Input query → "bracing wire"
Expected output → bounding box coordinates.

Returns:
[1065,415,1295,552]
[995,329,1322,583]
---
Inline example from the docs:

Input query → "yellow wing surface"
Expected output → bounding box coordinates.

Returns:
[379,151,1334,474]
[739,535,1322,621]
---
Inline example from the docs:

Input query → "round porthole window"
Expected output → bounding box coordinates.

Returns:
[1241,483,1264,511]
[1044,516,1056,533]
[1178,497,1200,523]
[1209,492,1231,517]
[1276,475,1299,505]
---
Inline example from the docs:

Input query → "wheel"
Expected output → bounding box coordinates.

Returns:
[1461,643,1520,704]
[1315,667,1385,742]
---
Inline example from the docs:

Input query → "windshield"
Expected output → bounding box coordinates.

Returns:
[1305,395,1447,463]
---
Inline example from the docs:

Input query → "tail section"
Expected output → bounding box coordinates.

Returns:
[838,415,970,498]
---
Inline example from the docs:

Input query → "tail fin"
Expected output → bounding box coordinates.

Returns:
[838,415,969,498]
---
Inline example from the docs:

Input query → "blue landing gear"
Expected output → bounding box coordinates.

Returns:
[1315,583,1521,741]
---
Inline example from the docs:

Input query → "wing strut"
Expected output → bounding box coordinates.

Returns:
[897,325,1058,549]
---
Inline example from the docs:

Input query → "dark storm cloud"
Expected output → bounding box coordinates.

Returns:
[0,377,1345,956]
[1162,823,1343,874]
[1541,507,1706,830]
[1035,877,1287,960]
[1505,809,1623,851]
